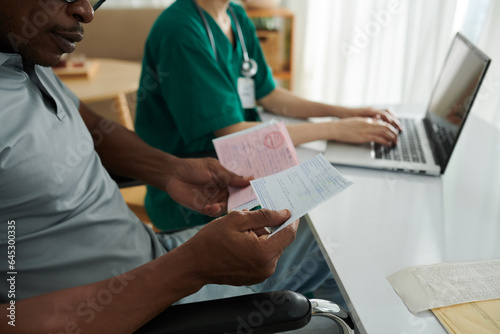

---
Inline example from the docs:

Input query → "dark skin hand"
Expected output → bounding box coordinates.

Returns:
[164,157,252,217]
[78,102,251,218]
[182,209,298,286]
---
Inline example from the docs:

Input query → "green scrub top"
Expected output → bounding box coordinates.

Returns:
[135,0,276,231]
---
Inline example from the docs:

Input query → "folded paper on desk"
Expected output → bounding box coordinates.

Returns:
[213,121,299,211]
[387,259,500,314]
[432,299,500,334]
[251,154,353,237]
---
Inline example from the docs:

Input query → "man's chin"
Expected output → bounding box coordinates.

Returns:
[21,47,65,67]
[35,54,64,67]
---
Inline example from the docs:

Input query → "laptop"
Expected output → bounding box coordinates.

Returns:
[324,32,491,175]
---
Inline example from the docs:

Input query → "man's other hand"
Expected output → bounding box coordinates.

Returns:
[164,157,251,217]
[179,209,297,286]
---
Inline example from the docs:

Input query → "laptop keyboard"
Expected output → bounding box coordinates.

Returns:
[374,118,426,164]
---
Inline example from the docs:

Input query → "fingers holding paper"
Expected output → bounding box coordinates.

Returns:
[183,209,297,286]
[165,157,251,217]
[244,208,299,238]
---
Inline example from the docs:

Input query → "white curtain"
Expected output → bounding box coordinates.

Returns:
[473,0,500,127]
[283,0,499,128]
[284,0,456,106]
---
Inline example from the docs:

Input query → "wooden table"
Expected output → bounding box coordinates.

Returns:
[56,58,142,130]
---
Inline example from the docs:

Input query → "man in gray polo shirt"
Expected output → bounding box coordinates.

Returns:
[0,1,334,332]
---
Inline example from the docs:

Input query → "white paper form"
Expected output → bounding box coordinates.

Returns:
[387,259,500,314]
[250,154,353,237]
[213,121,299,211]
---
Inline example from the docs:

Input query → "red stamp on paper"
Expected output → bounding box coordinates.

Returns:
[263,131,285,149]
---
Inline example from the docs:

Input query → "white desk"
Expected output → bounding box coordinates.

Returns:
[303,109,500,333]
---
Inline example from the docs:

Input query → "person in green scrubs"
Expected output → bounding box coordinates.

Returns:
[136,0,403,231]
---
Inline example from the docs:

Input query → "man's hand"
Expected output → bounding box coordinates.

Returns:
[164,157,251,217]
[179,209,297,286]
[79,103,249,216]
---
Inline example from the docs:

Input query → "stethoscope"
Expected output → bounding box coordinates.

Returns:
[193,0,258,77]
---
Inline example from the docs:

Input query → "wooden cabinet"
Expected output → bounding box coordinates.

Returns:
[246,7,294,90]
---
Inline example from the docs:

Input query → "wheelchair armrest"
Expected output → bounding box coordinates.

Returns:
[134,290,311,334]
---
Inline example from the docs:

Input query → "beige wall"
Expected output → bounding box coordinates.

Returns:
[74,9,165,124]
[77,8,165,62]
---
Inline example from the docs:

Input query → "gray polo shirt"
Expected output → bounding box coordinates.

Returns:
[0,53,166,301]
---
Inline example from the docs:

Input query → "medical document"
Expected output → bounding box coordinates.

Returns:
[250,154,353,237]
[213,121,298,211]
[387,259,500,314]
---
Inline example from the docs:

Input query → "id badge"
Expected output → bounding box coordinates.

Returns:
[237,77,256,109]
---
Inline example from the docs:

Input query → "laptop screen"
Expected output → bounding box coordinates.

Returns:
[424,33,490,173]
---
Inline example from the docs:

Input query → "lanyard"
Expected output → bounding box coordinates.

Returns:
[193,0,258,77]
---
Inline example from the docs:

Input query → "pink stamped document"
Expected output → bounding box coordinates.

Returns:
[213,121,299,211]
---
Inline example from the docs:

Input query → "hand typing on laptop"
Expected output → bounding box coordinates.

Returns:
[323,33,490,176]
[256,87,403,147]
[346,107,403,133]
[325,116,400,147]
